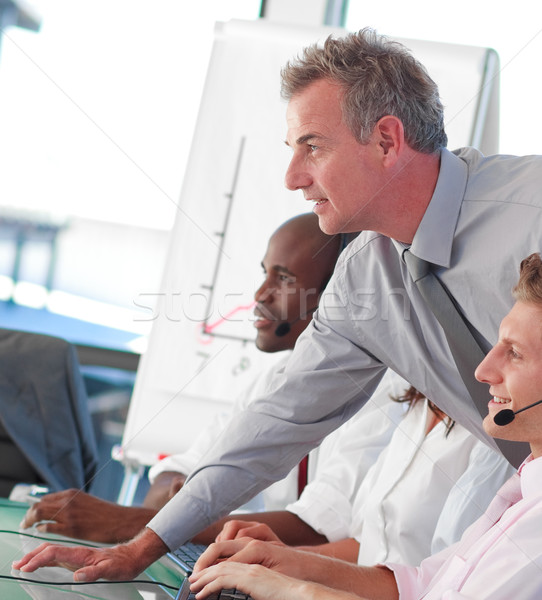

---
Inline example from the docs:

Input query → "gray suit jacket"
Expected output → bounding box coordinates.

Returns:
[0,329,98,492]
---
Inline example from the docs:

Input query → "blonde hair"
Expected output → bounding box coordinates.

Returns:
[513,253,542,304]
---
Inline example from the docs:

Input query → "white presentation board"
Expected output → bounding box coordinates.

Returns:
[119,19,499,474]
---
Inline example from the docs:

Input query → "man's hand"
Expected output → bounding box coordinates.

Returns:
[12,527,169,582]
[215,520,284,544]
[19,489,156,543]
[193,538,309,580]
[189,561,362,600]
[191,538,398,599]
[190,561,297,600]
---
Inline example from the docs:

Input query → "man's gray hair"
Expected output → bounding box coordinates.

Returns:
[281,28,447,154]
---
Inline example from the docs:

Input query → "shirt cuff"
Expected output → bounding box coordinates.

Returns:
[384,562,423,599]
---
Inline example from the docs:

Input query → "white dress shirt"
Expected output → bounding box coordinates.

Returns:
[151,356,407,518]
[348,400,513,566]
[286,374,409,542]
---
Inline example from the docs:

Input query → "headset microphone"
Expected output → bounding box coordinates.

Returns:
[274,307,318,337]
[493,398,542,426]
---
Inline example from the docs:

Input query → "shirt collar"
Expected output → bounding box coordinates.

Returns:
[407,148,468,268]
[518,454,542,500]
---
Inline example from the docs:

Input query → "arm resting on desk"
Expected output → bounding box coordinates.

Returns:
[13,526,167,581]
[201,511,327,546]
[20,489,157,543]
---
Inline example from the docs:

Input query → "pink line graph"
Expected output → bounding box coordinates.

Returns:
[198,301,256,344]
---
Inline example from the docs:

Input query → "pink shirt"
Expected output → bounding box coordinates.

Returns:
[388,454,542,599]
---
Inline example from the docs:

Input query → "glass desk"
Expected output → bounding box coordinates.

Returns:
[0,498,184,599]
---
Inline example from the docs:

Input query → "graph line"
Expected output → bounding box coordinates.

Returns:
[201,136,249,343]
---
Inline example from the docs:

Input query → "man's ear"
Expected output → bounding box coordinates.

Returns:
[374,115,404,165]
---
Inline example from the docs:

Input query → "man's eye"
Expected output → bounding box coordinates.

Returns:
[308,144,318,152]
[279,275,295,283]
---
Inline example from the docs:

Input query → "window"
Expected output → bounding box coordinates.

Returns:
[0,0,261,353]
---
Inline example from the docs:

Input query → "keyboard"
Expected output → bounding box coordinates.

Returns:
[168,542,208,574]
[175,577,252,600]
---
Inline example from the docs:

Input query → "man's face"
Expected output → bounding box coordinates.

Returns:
[475,301,542,457]
[284,79,384,235]
[253,228,324,353]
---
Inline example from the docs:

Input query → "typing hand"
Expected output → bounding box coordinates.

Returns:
[193,538,302,579]
[215,520,284,544]
[190,561,361,600]
[190,561,297,600]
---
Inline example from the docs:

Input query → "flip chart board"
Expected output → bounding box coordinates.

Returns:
[118,19,499,481]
